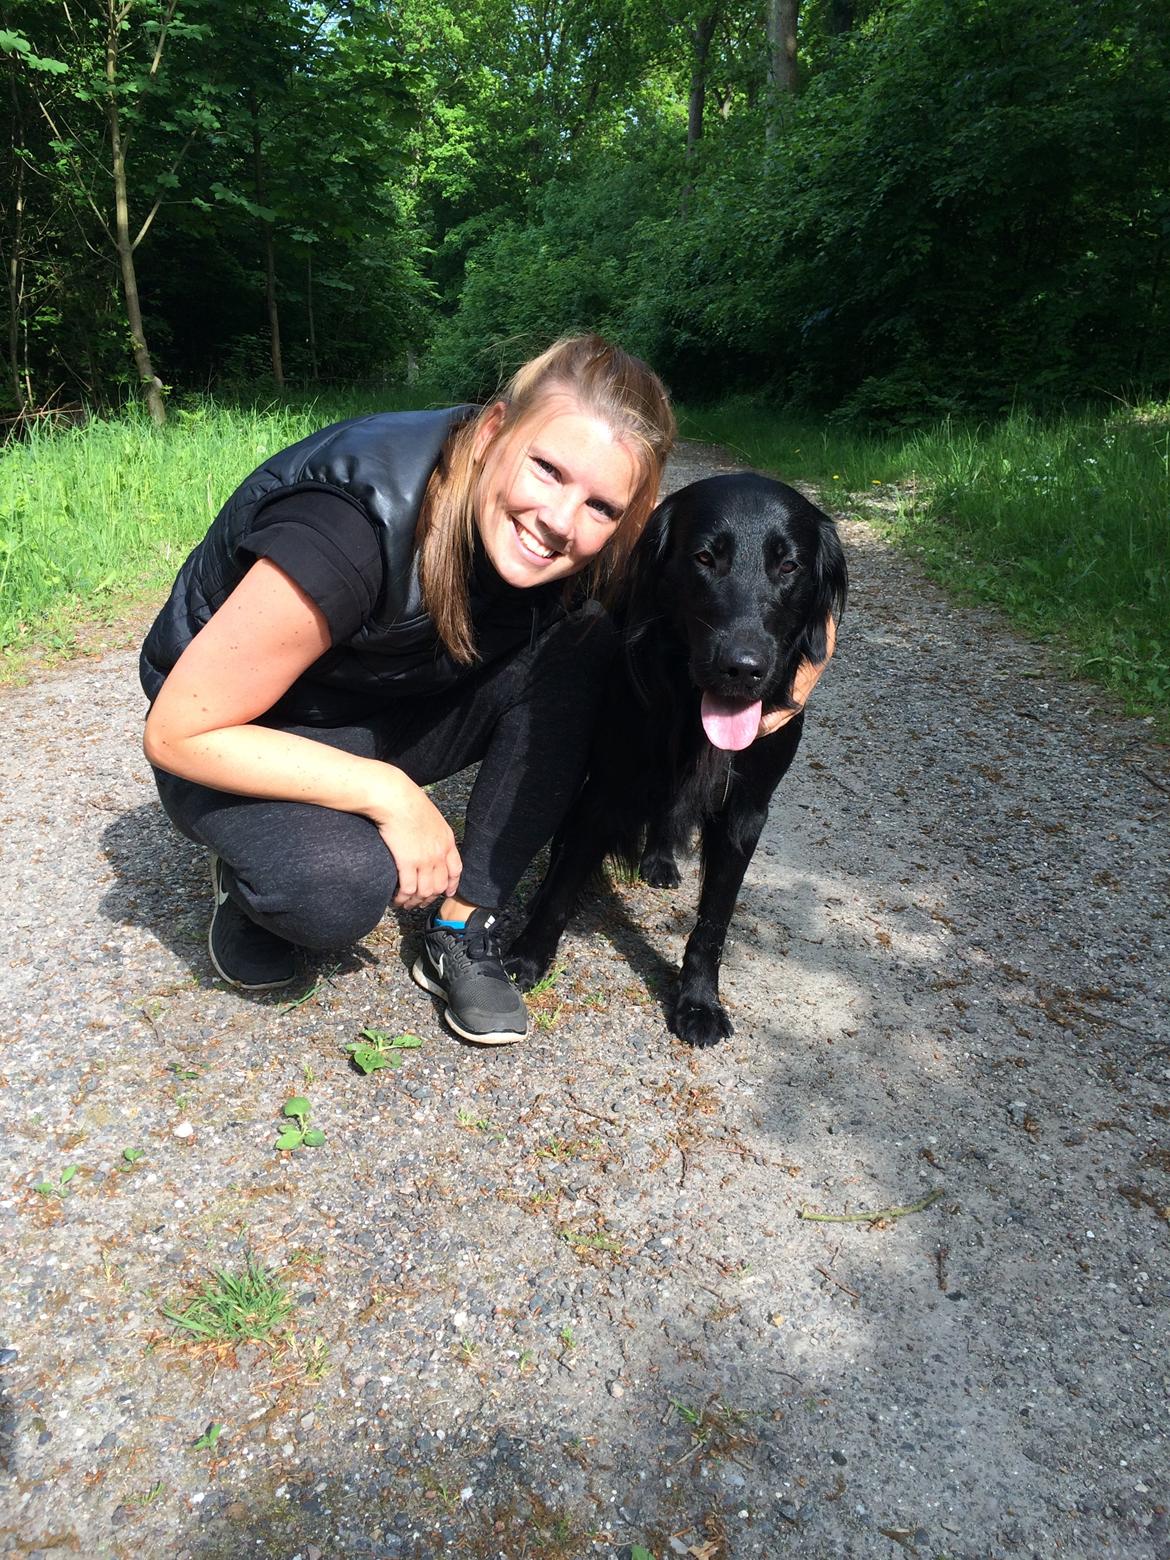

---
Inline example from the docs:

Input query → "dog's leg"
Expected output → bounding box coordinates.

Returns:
[639,815,681,888]
[670,804,768,1047]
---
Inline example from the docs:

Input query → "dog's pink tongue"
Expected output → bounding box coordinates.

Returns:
[700,693,762,751]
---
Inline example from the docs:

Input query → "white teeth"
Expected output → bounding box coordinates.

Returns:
[512,519,557,560]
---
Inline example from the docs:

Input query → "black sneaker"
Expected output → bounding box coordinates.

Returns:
[411,908,528,1045]
[208,855,298,991]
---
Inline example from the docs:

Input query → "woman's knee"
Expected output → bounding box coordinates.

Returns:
[234,828,397,949]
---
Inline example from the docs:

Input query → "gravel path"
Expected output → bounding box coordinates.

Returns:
[1,440,1167,1560]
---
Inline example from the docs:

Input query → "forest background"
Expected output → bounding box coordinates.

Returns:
[1,0,1168,718]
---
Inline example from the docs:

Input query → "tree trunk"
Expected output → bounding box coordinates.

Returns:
[250,99,283,389]
[5,60,28,410]
[766,0,800,142]
[106,15,165,425]
[306,248,318,381]
[686,11,718,159]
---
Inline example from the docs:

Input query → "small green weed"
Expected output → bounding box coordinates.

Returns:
[275,1096,325,1151]
[192,1423,224,1452]
[128,1480,166,1507]
[630,1547,655,1560]
[670,1396,757,1462]
[345,1026,422,1075]
[534,1135,597,1163]
[277,965,340,1015]
[525,965,564,998]
[120,1148,145,1169]
[300,1335,330,1381]
[559,1227,623,1255]
[34,1165,78,1199]
[559,1324,576,1350]
[456,1105,505,1139]
[167,1062,202,1081]
[162,1257,291,1344]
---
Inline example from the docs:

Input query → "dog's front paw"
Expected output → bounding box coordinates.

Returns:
[503,944,551,993]
[669,996,733,1048]
[640,850,681,889]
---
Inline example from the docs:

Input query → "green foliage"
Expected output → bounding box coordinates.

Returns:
[162,1257,291,1343]
[345,1027,423,1074]
[276,1095,325,1151]
[4,0,1166,418]
[33,1164,78,1199]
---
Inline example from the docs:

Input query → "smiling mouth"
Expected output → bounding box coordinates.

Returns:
[511,517,561,561]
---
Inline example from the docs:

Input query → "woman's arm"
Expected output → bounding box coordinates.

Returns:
[756,614,838,739]
[143,557,461,909]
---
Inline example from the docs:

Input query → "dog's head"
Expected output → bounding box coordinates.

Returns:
[625,473,847,749]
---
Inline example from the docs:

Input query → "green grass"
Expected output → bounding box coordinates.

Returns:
[0,386,438,664]
[681,397,1170,724]
[161,1256,292,1344]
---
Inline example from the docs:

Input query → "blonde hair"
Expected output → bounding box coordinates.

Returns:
[418,334,676,664]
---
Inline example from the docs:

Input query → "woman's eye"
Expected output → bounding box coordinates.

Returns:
[589,500,619,521]
[533,457,558,477]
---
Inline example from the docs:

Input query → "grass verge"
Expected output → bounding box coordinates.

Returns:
[0,386,438,676]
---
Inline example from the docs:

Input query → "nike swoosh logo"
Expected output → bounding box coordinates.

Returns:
[434,952,445,978]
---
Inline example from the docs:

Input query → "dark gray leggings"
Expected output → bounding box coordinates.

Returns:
[152,607,615,949]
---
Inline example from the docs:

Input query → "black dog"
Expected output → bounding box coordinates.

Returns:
[506,472,848,1047]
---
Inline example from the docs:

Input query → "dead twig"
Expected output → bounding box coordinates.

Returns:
[814,1264,860,1300]
[1125,763,1170,797]
[564,1094,612,1125]
[798,1188,944,1224]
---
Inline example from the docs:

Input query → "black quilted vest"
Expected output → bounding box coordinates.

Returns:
[139,407,564,725]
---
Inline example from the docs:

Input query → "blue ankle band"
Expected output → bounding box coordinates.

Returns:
[434,916,468,930]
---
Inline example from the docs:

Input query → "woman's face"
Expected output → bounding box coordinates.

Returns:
[472,393,639,590]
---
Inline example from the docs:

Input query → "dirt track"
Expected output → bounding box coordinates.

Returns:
[1,440,1167,1559]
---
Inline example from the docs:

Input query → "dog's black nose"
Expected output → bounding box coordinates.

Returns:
[720,648,767,684]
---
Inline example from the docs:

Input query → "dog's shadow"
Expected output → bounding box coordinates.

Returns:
[98,803,376,996]
[503,858,681,1019]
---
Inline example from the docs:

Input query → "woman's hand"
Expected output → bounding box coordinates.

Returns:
[367,771,463,910]
[756,615,837,740]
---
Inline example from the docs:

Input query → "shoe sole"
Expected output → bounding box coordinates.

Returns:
[410,959,527,1046]
[207,857,298,993]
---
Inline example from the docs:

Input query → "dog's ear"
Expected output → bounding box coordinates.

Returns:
[796,511,848,664]
[620,488,677,625]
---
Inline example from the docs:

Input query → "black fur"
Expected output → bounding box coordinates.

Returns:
[507,472,848,1047]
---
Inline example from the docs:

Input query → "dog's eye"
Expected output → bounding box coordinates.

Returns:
[779,559,798,574]
[694,550,715,568]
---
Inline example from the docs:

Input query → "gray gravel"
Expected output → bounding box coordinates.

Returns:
[1,440,1168,1560]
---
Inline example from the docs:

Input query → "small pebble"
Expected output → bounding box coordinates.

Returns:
[608,1380,624,1398]
[172,1122,194,1139]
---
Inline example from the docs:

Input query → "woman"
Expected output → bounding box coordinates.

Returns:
[141,334,829,1046]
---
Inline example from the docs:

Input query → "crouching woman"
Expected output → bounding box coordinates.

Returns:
[140,335,676,1045]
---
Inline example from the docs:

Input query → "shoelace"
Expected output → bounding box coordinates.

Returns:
[455,921,509,981]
